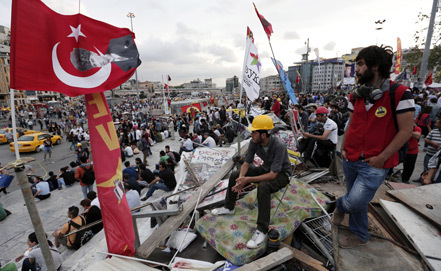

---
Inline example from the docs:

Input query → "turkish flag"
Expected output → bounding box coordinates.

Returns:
[203,101,208,107]
[425,73,433,86]
[412,65,417,75]
[10,0,141,96]
[296,74,300,84]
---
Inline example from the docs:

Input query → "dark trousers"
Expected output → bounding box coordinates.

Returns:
[298,138,335,161]
[22,258,36,271]
[36,193,51,200]
[224,167,289,234]
[402,153,418,182]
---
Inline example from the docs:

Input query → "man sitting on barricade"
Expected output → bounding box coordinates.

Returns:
[212,115,291,249]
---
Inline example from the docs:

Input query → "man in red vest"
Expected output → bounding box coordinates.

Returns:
[334,46,415,248]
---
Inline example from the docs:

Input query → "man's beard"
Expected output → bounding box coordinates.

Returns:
[356,68,375,85]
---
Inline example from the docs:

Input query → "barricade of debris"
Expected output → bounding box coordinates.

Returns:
[64,113,439,271]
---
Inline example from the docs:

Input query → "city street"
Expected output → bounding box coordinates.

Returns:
[0,130,77,193]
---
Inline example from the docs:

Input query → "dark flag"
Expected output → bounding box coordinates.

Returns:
[253,3,273,40]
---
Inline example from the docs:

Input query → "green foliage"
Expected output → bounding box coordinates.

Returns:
[140,91,146,99]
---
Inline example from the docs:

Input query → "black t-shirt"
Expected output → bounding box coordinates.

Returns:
[61,171,75,185]
[159,168,177,190]
[126,180,141,195]
[140,169,155,184]
[84,205,103,234]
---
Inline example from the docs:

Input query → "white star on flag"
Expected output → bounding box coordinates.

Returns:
[67,24,86,42]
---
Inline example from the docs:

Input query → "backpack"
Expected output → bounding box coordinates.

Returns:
[137,140,144,151]
[172,151,181,163]
[330,112,345,136]
[67,216,93,250]
[81,165,95,185]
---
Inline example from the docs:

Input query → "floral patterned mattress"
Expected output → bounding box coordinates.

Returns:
[196,178,330,266]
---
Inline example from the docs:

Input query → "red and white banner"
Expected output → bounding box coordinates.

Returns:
[85,93,135,255]
[11,0,136,256]
[10,0,140,96]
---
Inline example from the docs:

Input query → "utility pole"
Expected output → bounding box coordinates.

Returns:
[303,38,309,93]
[419,0,439,84]
[127,12,140,104]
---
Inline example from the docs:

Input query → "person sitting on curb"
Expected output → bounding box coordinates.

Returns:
[211,115,291,249]
[32,177,51,200]
[15,232,62,271]
[141,162,176,201]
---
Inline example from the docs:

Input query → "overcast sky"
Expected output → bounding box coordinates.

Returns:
[0,0,435,87]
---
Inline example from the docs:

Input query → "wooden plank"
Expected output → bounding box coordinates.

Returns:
[135,143,249,259]
[387,183,441,228]
[235,247,293,271]
[280,243,328,271]
[183,157,200,186]
[380,199,441,271]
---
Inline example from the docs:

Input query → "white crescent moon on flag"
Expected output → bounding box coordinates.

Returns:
[52,42,111,88]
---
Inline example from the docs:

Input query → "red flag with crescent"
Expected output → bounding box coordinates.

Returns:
[10,0,141,97]
[11,0,136,256]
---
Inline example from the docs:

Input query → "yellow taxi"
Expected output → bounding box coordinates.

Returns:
[9,132,62,153]
[0,128,38,144]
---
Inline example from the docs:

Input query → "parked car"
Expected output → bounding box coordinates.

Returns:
[9,133,62,153]
[0,128,38,144]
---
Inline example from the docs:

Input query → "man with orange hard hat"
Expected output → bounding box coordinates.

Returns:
[212,114,291,249]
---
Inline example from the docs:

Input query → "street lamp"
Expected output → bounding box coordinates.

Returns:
[127,12,140,104]
[374,19,386,45]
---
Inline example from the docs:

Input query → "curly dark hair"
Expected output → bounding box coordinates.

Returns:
[355,45,394,79]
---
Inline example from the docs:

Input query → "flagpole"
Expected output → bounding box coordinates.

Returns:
[10,88,57,271]
[238,34,252,153]
[267,41,289,97]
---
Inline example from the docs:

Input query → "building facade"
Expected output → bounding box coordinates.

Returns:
[259,75,282,93]
[311,58,345,93]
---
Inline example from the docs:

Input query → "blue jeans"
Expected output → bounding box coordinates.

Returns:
[144,181,170,199]
[423,153,433,173]
[57,178,66,189]
[336,159,388,242]
[81,184,94,199]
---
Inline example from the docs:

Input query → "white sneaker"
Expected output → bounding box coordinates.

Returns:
[211,207,234,216]
[247,230,267,249]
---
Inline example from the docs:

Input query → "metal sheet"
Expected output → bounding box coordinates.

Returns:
[380,199,441,271]
[387,183,441,228]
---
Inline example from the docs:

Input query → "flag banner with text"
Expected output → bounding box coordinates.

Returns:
[394,37,402,74]
[85,92,135,256]
[271,58,298,105]
[241,27,260,102]
[10,0,141,96]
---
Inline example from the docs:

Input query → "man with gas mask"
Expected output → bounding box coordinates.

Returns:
[334,46,414,248]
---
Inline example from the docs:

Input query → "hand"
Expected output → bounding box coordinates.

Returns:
[232,176,248,194]
[432,142,440,149]
[302,132,310,138]
[341,149,348,161]
[15,254,24,262]
[363,155,386,168]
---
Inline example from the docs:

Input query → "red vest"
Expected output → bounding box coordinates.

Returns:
[345,82,407,168]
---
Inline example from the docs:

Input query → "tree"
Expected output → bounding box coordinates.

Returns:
[140,91,146,99]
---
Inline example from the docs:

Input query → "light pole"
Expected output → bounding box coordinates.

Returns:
[127,12,140,104]
[374,19,386,45]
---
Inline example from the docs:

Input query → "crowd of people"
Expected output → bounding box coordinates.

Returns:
[2,43,441,269]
